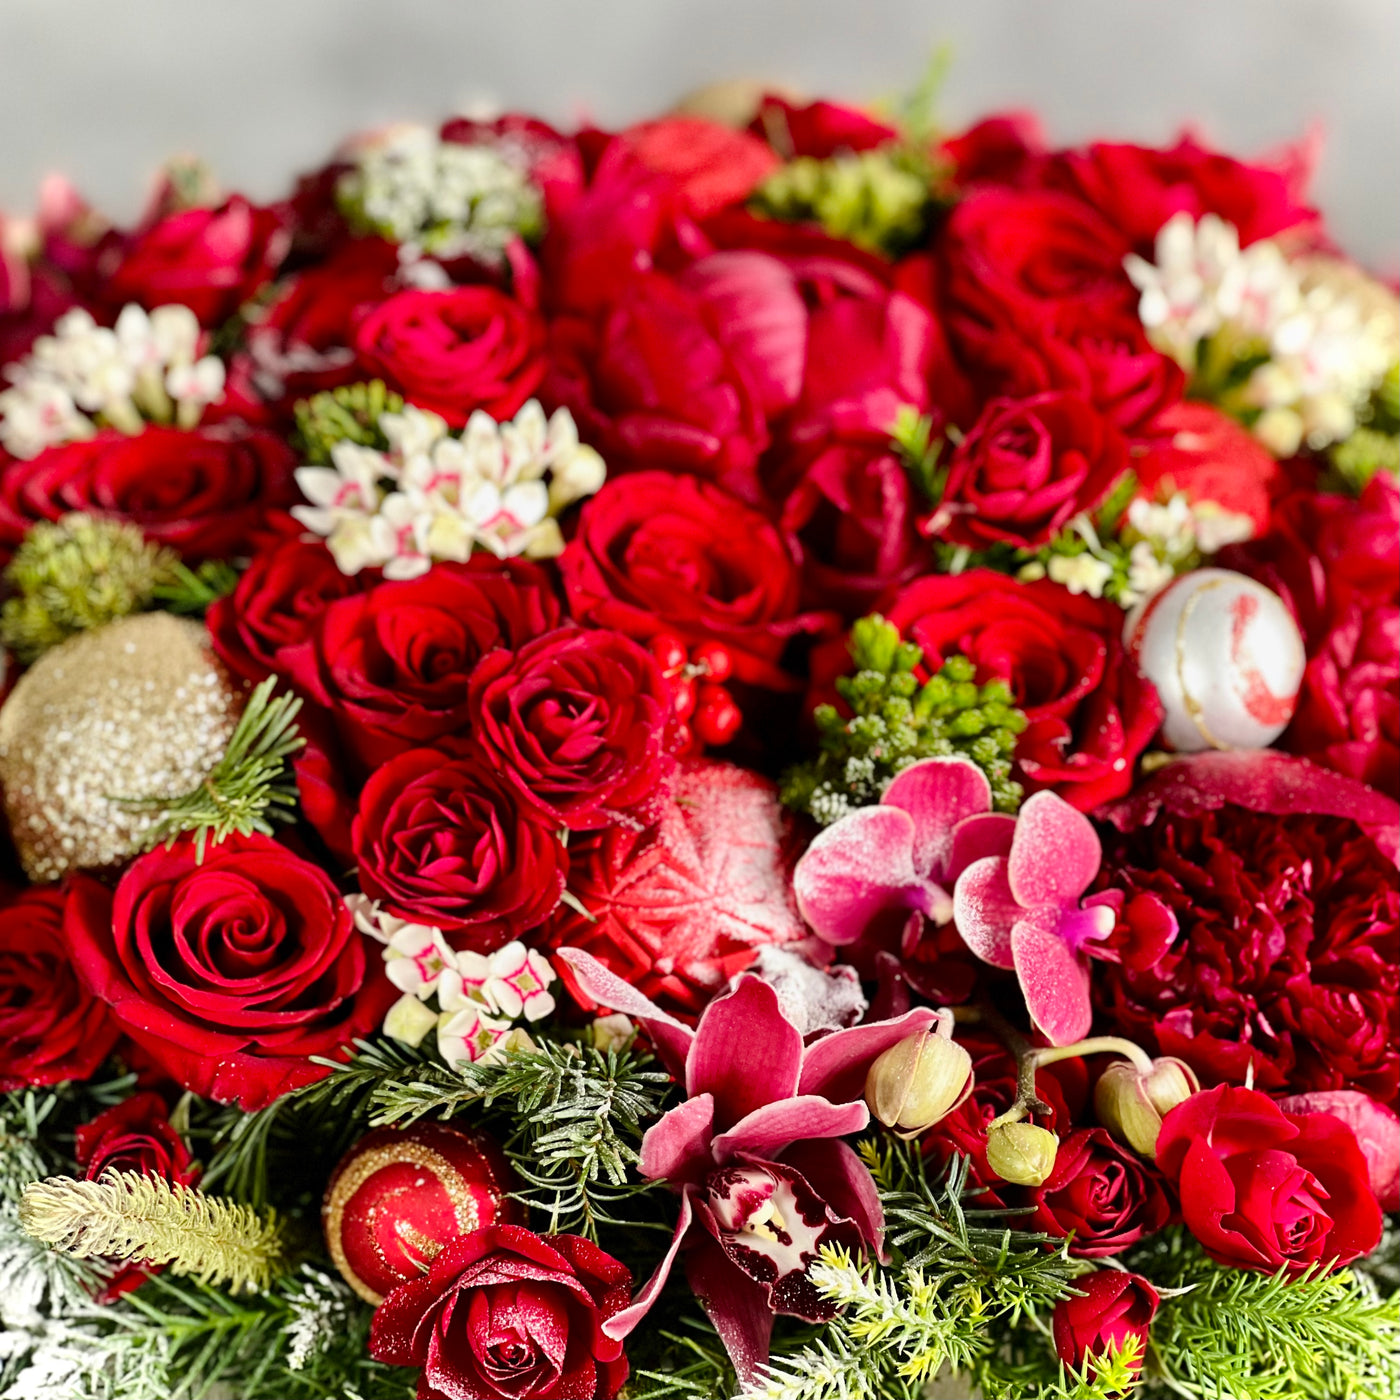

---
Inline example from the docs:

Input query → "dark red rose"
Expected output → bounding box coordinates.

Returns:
[560,472,826,690]
[207,537,365,683]
[0,425,297,561]
[370,1224,631,1400]
[1040,134,1320,253]
[750,94,898,158]
[281,557,561,771]
[75,1090,201,1301]
[64,835,393,1109]
[1222,474,1400,798]
[242,238,399,407]
[544,270,770,501]
[354,747,567,946]
[0,887,119,1091]
[1096,752,1400,1102]
[1028,1127,1172,1257]
[101,196,289,326]
[923,392,1128,551]
[353,286,546,426]
[1052,1271,1159,1373]
[883,571,1162,810]
[1156,1084,1381,1274]
[469,626,678,831]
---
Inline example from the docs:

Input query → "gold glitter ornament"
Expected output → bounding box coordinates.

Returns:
[0,612,244,881]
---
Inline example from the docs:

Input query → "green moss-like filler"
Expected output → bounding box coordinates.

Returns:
[781,614,1025,824]
[0,514,179,664]
[293,380,405,465]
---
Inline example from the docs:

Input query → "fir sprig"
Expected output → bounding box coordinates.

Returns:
[152,557,241,615]
[120,675,305,858]
[19,1169,288,1294]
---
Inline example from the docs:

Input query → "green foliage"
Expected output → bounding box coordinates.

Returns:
[781,614,1026,824]
[1328,424,1400,492]
[119,675,305,858]
[293,380,404,464]
[0,514,179,663]
[152,558,240,616]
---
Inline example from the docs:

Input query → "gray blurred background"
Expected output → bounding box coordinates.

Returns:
[1,0,1396,267]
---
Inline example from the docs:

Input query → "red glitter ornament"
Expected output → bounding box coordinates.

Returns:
[322,1122,520,1305]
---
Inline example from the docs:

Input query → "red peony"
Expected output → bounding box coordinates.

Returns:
[0,887,119,1091]
[99,196,289,326]
[1156,1084,1381,1275]
[1028,1127,1172,1257]
[64,835,393,1109]
[923,392,1128,551]
[1096,752,1400,1102]
[281,557,560,772]
[468,626,679,831]
[370,1224,631,1400]
[0,424,297,561]
[561,471,825,689]
[354,747,567,946]
[1052,1271,1159,1373]
[353,285,547,426]
[884,570,1162,810]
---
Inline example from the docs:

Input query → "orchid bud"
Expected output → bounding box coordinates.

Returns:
[985,1121,1059,1187]
[1095,1057,1200,1157]
[865,1026,974,1138]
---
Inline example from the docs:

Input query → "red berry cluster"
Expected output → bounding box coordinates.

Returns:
[648,634,742,753]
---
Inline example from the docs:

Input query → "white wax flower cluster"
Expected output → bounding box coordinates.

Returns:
[0,304,226,459]
[336,123,544,266]
[293,399,606,578]
[347,893,557,1069]
[1127,213,1399,455]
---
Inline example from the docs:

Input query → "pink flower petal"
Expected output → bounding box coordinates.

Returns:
[951,855,1019,969]
[683,1233,775,1387]
[946,812,1017,885]
[780,1138,886,1260]
[1006,790,1103,909]
[1009,909,1093,1045]
[710,1095,870,1163]
[793,806,948,945]
[688,976,802,1130]
[557,946,694,1075]
[602,1186,695,1341]
[639,1093,716,1186]
[797,1005,941,1102]
[882,757,992,882]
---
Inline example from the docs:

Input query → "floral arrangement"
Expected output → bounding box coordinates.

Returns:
[0,69,1397,1400]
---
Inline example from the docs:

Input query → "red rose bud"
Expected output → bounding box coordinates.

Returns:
[693,684,742,747]
[1052,1270,1159,1374]
[985,1121,1058,1187]
[865,1022,974,1138]
[1094,1056,1200,1157]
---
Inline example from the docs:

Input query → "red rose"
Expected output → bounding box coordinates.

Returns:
[749,94,898,159]
[0,425,297,561]
[884,571,1162,810]
[75,1090,201,1301]
[1052,1271,1159,1374]
[207,537,365,683]
[64,835,392,1109]
[1156,1084,1382,1274]
[619,118,780,220]
[941,111,1046,187]
[354,748,566,945]
[370,1224,631,1400]
[923,393,1128,551]
[1097,752,1399,1101]
[469,626,678,831]
[560,472,824,690]
[101,196,289,326]
[0,887,119,1091]
[1028,1127,1172,1257]
[352,286,546,426]
[282,558,561,771]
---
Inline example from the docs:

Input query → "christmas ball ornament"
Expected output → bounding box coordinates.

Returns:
[322,1122,519,1305]
[1124,568,1305,753]
[0,612,244,881]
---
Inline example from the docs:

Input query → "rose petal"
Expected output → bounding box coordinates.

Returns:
[951,855,1019,969]
[1009,909,1093,1045]
[1007,790,1103,909]
[881,757,992,882]
[1277,1092,1400,1213]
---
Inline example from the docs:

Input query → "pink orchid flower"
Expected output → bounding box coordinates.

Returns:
[952,789,1123,1045]
[559,947,940,1386]
[793,757,1010,952]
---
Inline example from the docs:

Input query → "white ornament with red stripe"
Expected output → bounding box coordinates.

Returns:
[1123,568,1305,752]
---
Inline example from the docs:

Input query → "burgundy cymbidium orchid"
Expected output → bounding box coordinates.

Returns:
[558,946,941,1384]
